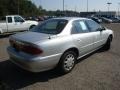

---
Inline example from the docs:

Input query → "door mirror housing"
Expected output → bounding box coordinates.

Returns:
[97,26,106,31]
[20,19,25,23]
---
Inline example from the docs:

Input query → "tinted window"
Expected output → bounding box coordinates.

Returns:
[14,16,24,22]
[7,17,12,23]
[71,20,89,34]
[85,20,101,32]
[31,19,68,34]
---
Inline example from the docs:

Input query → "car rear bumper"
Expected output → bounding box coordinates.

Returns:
[7,47,62,72]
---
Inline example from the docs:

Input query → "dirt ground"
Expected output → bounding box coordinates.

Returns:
[0,23,120,90]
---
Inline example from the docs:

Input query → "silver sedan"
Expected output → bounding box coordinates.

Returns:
[7,17,114,74]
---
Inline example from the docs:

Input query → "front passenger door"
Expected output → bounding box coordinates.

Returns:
[14,16,28,31]
[85,20,105,49]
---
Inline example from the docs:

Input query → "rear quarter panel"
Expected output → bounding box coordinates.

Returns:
[0,22,8,33]
[37,35,77,57]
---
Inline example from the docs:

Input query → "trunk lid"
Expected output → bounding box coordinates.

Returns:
[11,32,55,44]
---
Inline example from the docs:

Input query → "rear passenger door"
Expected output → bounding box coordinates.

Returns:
[71,20,95,56]
[7,16,16,32]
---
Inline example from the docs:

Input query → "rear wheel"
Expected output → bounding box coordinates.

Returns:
[58,51,77,74]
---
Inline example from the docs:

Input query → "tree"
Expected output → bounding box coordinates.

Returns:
[0,0,41,16]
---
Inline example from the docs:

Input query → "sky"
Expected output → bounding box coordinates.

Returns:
[32,0,120,12]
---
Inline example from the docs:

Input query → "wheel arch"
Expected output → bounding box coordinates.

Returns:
[107,34,113,42]
[29,25,36,30]
[62,47,79,58]
[109,34,113,42]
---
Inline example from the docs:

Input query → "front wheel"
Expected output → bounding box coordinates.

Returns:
[103,36,112,50]
[58,51,77,74]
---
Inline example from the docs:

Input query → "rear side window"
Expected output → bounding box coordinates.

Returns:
[7,17,12,23]
[71,20,89,34]
[85,20,101,32]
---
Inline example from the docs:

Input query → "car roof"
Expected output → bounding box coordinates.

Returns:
[6,15,20,17]
[52,17,90,21]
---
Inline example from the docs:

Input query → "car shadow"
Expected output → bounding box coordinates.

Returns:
[76,48,107,63]
[0,31,25,39]
[0,60,64,89]
[0,33,13,38]
[0,48,107,89]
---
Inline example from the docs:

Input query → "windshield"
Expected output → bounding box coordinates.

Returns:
[31,19,68,34]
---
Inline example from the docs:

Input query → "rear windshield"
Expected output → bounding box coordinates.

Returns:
[31,19,68,34]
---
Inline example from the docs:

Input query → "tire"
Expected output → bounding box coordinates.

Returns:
[103,36,112,50]
[57,51,77,74]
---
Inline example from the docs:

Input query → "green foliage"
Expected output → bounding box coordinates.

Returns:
[0,0,41,16]
[0,0,80,17]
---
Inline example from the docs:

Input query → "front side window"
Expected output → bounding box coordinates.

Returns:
[85,20,101,32]
[31,19,68,34]
[7,17,12,23]
[71,20,89,34]
[14,16,24,22]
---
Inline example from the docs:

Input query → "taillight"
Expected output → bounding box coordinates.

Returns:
[9,39,43,55]
[22,45,43,55]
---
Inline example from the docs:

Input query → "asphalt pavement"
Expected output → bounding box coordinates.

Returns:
[0,23,120,90]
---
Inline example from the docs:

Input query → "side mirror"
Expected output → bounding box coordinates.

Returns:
[20,20,25,23]
[101,26,106,30]
[97,26,106,32]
